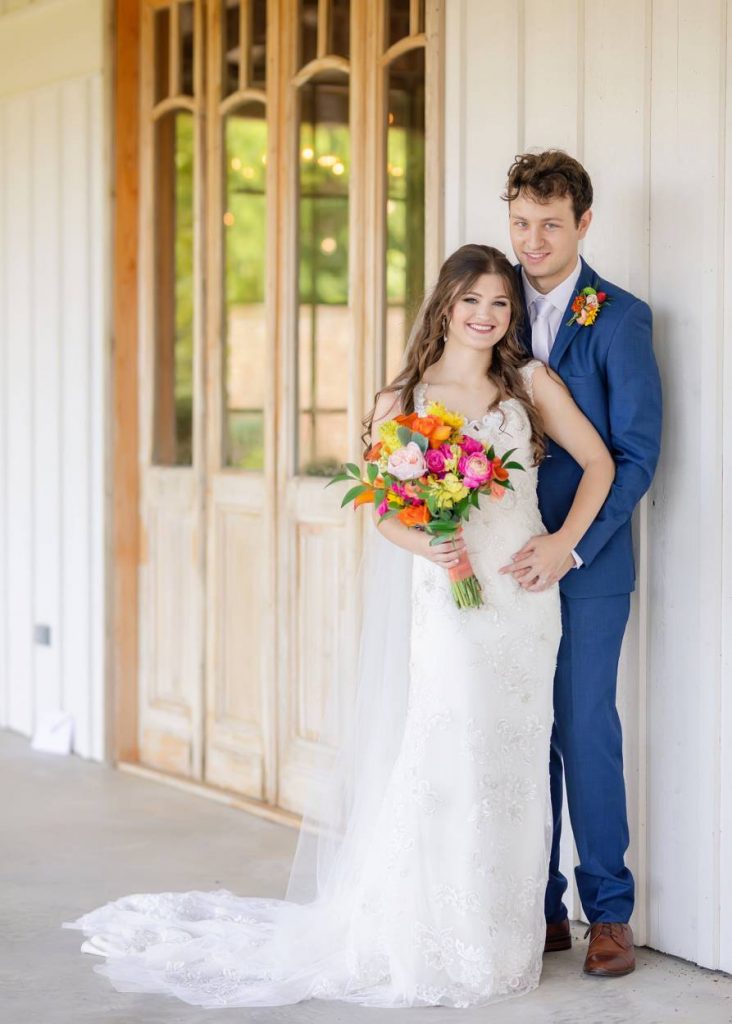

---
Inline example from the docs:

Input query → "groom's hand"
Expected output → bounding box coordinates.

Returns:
[499,535,575,591]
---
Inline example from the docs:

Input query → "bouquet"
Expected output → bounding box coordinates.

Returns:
[329,399,524,609]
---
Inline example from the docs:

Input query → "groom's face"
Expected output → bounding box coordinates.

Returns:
[509,192,592,292]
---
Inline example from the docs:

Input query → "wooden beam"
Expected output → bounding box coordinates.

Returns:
[112,0,141,763]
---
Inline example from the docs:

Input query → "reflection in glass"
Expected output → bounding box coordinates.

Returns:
[223,0,267,96]
[297,74,350,476]
[386,0,411,49]
[385,47,425,384]
[223,0,240,96]
[154,7,170,104]
[251,0,267,88]
[223,104,268,470]
[154,111,195,465]
[329,0,350,58]
[299,0,318,67]
[180,1,195,96]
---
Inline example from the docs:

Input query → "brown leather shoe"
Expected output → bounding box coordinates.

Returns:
[544,918,572,953]
[583,922,635,976]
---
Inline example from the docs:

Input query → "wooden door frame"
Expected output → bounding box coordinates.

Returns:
[111,0,142,763]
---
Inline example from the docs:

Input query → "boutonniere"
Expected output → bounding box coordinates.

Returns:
[567,281,611,327]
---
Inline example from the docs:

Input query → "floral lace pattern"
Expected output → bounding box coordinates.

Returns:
[66,361,561,1010]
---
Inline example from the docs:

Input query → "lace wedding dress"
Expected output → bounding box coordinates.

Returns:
[66,361,561,1009]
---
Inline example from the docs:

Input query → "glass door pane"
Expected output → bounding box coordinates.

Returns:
[223,103,268,470]
[297,73,350,476]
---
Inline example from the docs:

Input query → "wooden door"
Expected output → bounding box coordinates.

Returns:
[138,0,206,778]
[136,0,442,810]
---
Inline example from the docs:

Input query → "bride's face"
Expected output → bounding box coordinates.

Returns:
[446,273,513,353]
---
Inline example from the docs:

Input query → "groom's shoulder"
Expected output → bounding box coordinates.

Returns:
[591,267,650,319]
[587,267,652,342]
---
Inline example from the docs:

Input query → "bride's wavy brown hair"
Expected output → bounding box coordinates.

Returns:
[363,243,546,465]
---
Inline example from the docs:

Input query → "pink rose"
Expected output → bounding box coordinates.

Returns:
[458,452,493,489]
[377,498,388,516]
[386,441,427,481]
[425,448,447,476]
[460,435,485,455]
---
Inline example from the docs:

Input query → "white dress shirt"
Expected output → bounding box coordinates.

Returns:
[522,258,582,361]
[522,258,584,570]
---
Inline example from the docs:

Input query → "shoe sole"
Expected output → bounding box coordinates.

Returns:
[544,938,572,953]
[583,964,635,977]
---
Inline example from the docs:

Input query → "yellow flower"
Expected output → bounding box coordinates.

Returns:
[582,305,599,326]
[427,472,468,510]
[379,419,401,453]
[425,400,464,430]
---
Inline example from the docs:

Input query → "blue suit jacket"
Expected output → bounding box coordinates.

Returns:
[516,258,662,598]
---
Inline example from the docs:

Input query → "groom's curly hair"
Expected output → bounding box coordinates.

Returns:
[503,150,593,224]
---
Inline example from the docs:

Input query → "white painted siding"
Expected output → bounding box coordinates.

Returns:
[0,0,107,759]
[444,0,732,974]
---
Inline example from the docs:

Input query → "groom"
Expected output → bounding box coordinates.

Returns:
[501,151,662,977]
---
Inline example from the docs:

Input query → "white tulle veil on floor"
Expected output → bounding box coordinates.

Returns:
[64,523,418,1007]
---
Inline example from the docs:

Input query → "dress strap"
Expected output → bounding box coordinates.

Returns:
[414,381,428,415]
[519,359,543,404]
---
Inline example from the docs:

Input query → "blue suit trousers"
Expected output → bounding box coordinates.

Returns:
[545,592,635,925]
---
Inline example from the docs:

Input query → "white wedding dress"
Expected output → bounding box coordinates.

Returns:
[66,361,562,1009]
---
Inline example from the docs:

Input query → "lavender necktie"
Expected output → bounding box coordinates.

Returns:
[531,296,553,365]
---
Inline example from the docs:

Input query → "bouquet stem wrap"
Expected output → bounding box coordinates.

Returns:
[446,546,483,609]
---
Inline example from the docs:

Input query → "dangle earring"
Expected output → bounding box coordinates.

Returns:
[441,315,450,344]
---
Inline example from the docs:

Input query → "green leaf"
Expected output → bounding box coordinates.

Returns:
[325,473,350,487]
[412,432,428,453]
[341,484,369,507]
[380,508,400,520]
[500,447,517,463]
[396,426,412,446]
[345,462,361,479]
[503,461,524,470]
[367,462,378,483]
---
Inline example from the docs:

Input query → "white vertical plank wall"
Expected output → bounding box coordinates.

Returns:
[0,0,107,759]
[444,0,731,974]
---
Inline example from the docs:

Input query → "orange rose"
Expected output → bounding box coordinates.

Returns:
[411,415,440,437]
[353,488,375,508]
[395,412,419,430]
[428,424,453,448]
[397,504,431,527]
[492,457,509,482]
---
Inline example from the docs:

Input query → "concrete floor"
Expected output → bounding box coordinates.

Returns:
[1,730,731,1024]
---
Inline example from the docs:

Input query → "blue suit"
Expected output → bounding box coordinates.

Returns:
[516,258,662,924]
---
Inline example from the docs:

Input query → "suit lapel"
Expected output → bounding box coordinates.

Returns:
[514,264,534,357]
[548,257,596,371]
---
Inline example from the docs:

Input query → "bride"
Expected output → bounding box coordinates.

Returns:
[66,244,614,1009]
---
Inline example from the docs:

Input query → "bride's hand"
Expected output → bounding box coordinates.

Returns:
[415,529,467,569]
[499,533,575,591]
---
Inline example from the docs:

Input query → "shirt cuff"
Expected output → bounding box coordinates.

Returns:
[571,549,583,569]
